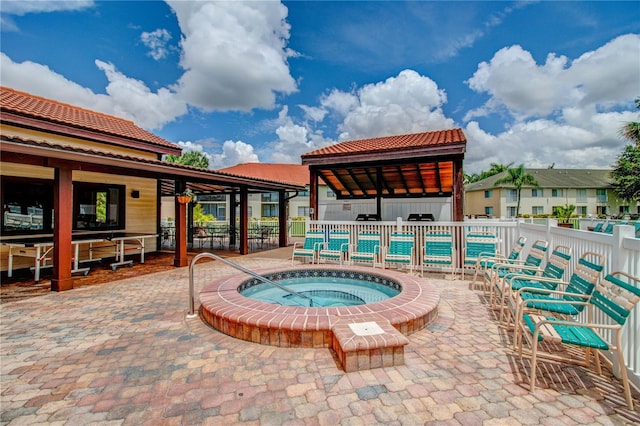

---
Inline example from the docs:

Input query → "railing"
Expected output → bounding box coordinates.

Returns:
[307,217,640,389]
[188,252,312,318]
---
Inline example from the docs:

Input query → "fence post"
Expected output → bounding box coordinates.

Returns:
[612,225,634,273]
[396,217,403,233]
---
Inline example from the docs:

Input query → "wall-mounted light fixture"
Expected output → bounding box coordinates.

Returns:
[130,190,140,199]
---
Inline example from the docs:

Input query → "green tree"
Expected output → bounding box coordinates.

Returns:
[611,97,640,202]
[611,145,640,201]
[464,162,513,184]
[618,97,640,144]
[165,150,209,169]
[494,164,539,217]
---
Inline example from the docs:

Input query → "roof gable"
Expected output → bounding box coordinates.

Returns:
[0,86,180,155]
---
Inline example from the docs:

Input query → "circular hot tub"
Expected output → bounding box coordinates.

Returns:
[199,265,439,348]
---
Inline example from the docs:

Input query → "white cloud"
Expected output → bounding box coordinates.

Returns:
[210,140,260,169]
[141,28,172,60]
[167,0,297,112]
[95,60,187,130]
[0,0,93,15]
[462,34,640,174]
[465,34,640,121]
[335,70,455,140]
[0,53,186,130]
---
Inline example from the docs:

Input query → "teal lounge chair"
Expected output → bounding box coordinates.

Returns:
[496,245,573,324]
[485,239,549,303]
[318,230,350,264]
[291,231,325,265]
[464,232,498,282]
[383,233,415,273]
[520,271,640,409]
[421,230,455,279]
[512,251,605,350]
[473,235,527,290]
[349,232,381,267]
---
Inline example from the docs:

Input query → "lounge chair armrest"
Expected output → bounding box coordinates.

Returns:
[508,274,562,286]
[532,316,622,331]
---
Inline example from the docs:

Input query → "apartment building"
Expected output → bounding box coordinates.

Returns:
[465,169,638,219]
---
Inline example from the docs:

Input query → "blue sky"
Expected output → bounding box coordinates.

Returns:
[1,1,638,174]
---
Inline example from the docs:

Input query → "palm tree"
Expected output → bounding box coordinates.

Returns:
[618,97,640,145]
[494,164,539,217]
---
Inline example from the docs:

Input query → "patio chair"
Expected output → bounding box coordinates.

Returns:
[603,222,615,234]
[472,235,528,290]
[592,222,604,232]
[318,230,350,264]
[383,233,415,273]
[519,271,640,409]
[495,245,573,323]
[349,232,381,267]
[421,230,455,279]
[291,231,325,265]
[463,231,498,282]
[485,239,549,302]
[512,251,605,350]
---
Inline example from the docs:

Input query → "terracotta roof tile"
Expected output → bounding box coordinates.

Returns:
[218,163,310,187]
[302,128,466,159]
[0,86,178,150]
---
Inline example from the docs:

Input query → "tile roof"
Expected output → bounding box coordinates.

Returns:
[0,86,179,151]
[301,128,466,159]
[218,163,310,187]
[1,135,305,193]
[465,168,613,191]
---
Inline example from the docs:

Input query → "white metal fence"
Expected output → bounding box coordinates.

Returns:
[308,217,640,390]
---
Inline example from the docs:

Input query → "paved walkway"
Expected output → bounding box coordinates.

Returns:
[1,249,639,425]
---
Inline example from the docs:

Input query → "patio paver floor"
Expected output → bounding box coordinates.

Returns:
[1,248,639,425]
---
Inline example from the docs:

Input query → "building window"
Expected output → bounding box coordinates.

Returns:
[532,206,544,215]
[506,189,518,203]
[298,206,310,217]
[596,206,607,216]
[261,204,278,218]
[261,192,279,202]
[298,189,310,197]
[531,189,544,198]
[201,203,226,221]
[326,189,336,198]
[1,177,53,235]
[596,189,608,203]
[619,205,630,214]
[507,206,517,218]
[73,182,125,230]
[552,189,563,197]
[484,190,492,199]
[484,206,494,216]
[576,189,587,202]
[577,206,587,216]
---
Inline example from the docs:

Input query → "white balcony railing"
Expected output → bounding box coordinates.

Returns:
[307,218,640,390]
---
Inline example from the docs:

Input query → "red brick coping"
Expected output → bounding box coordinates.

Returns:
[199,265,440,349]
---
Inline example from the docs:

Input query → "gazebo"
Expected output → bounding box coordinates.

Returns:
[301,129,467,221]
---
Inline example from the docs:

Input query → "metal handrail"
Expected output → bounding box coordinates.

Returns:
[187,252,312,317]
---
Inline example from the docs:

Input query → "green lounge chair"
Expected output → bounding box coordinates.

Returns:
[421,230,455,279]
[383,232,415,273]
[520,271,640,409]
[349,232,381,267]
[512,251,605,350]
[318,230,350,264]
[463,231,498,282]
[291,231,325,265]
[495,245,573,324]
